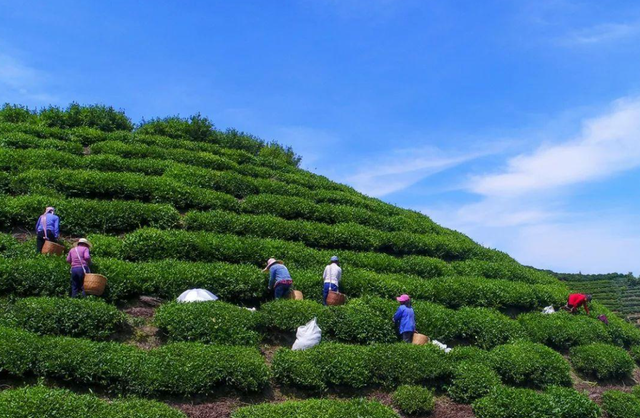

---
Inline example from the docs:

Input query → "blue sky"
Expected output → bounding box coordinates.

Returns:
[2,0,640,274]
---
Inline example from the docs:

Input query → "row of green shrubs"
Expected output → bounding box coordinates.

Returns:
[0,104,134,132]
[2,296,125,340]
[0,132,84,154]
[184,209,480,260]
[0,255,566,313]
[518,311,640,349]
[232,399,399,418]
[102,228,550,284]
[11,169,239,211]
[0,194,180,234]
[272,341,570,392]
[157,298,524,348]
[0,326,269,394]
[0,385,186,418]
[473,386,601,418]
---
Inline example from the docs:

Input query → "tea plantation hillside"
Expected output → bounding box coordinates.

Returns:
[1,103,640,418]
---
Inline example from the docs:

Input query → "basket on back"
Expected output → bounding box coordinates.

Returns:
[326,290,346,306]
[84,274,107,296]
[41,241,65,256]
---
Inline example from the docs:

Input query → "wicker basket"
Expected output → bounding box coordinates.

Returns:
[84,273,107,296]
[288,290,304,300]
[326,290,346,306]
[412,333,430,345]
[41,241,65,256]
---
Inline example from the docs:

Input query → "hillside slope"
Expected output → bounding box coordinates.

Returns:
[0,103,639,418]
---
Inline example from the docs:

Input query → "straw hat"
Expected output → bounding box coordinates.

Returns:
[77,238,92,248]
[262,258,277,272]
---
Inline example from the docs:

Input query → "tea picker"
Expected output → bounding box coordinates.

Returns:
[562,293,592,315]
[36,206,63,255]
[323,255,344,306]
[393,294,429,345]
[66,238,107,298]
[264,258,299,299]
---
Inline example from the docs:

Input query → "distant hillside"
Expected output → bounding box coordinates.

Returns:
[540,269,640,324]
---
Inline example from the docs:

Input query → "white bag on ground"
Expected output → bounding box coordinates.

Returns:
[542,305,555,314]
[292,317,322,351]
[432,339,452,354]
[176,289,218,303]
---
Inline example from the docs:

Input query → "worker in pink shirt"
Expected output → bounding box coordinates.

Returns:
[66,238,92,297]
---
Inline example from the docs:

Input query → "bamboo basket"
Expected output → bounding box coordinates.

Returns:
[84,274,107,296]
[41,241,65,256]
[326,290,346,306]
[288,290,304,300]
[412,333,430,345]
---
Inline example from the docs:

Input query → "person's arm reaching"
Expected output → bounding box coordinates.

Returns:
[323,266,328,281]
[268,267,276,289]
[53,216,59,239]
[583,302,590,315]
[66,251,72,264]
[35,217,41,233]
[393,306,404,323]
[83,249,91,265]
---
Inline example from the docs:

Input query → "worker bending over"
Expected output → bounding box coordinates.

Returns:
[394,294,416,343]
[66,238,92,298]
[264,258,293,299]
[564,293,592,315]
[35,206,60,253]
[322,255,342,305]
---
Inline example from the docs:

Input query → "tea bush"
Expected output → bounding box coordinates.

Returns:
[0,326,269,394]
[473,387,558,418]
[570,343,635,380]
[91,140,239,171]
[518,312,611,349]
[0,132,84,154]
[155,301,261,345]
[631,345,640,364]
[602,390,640,418]
[38,103,133,132]
[0,194,181,234]
[8,296,125,340]
[231,399,400,418]
[11,169,239,211]
[489,342,572,388]
[272,343,450,391]
[392,385,435,415]
[116,228,452,278]
[545,386,602,418]
[0,385,187,418]
[447,361,502,403]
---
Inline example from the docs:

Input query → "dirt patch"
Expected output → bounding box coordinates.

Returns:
[173,399,240,418]
[572,369,638,404]
[431,397,475,418]
[123,306,156,318]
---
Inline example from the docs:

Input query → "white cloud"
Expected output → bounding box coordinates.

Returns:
[346,146,491,197]
[558,22,640,46]
[421,96,640,274]
[469,97,640,197]
[0,52,57,104]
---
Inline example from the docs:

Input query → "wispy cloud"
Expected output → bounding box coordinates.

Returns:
[0,51,57,104]
[558,22,640,46]
[469,97,640,197]
[424,96,640,274]
[346,145,496,197]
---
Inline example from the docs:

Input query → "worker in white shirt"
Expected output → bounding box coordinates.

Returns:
[322,255,342,305]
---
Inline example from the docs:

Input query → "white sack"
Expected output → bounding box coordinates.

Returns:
[292,317,322,351]
[432,339,452,354]
[176,289,219,303]
[542,305,555,314]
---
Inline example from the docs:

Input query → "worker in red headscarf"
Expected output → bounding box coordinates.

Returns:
[564,293,592,315]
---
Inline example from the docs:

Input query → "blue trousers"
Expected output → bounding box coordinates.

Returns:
[322,283,338,305]
[274,284,291,299]
[70,267,88,298]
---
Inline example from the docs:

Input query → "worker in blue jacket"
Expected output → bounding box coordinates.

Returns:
[394,294,416,343]
[264,258,293,299]
[35,206,60,254]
